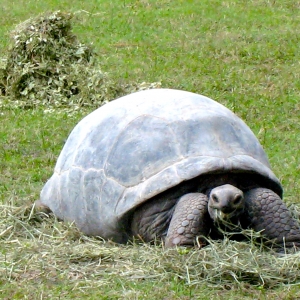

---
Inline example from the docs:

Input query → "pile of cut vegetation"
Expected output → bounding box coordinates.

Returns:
[1,203,300,292]
[0,11,160,109]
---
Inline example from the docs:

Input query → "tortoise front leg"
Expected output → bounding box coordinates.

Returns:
[165,193,211,248]
[244,188,300,250]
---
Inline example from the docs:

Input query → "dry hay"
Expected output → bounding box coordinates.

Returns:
[1,203,300,291]
[0,11,160,109]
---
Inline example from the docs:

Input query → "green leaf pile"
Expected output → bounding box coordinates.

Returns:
[0,11,159,109]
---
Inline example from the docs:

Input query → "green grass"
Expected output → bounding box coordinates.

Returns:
[1,0,300,298]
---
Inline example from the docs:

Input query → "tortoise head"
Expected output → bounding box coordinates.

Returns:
[208,184,245,223]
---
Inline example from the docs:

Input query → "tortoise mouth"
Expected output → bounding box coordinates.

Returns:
[209,206,244,222]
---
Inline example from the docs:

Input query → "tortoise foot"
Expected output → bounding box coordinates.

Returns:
[245,188,300,250]
[34,199,52,214]
[165,193,210,248]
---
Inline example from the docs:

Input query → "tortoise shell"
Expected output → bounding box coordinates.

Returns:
[40,89,281,242]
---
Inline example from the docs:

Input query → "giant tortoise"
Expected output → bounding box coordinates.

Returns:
[38,89,300,250]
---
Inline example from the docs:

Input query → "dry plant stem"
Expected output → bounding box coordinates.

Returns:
[165,193,210,248]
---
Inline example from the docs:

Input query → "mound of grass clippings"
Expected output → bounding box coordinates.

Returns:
[1,203,300,295]
[0,11,160,109]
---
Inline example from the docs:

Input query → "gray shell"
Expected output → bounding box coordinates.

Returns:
[40,89,282,242]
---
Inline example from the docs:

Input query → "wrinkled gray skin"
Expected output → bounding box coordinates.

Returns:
[38,89,300,251]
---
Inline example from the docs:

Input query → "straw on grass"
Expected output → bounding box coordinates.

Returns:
[1,203,300,290]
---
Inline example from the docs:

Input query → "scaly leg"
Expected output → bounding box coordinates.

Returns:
[244,188,300,250]
[165,193,211,248]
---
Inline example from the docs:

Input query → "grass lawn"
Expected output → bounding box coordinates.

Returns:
[1,0,300,299]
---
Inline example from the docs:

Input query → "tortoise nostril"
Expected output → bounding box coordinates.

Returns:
[212,194,219,203]
[233,195,243,205]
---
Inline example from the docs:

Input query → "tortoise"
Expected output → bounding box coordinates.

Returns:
[38,88,300,250]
